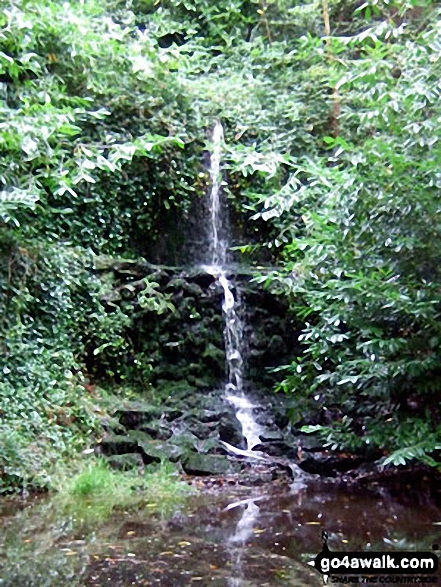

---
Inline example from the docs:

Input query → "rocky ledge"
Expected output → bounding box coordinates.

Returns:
[96,388,441,501]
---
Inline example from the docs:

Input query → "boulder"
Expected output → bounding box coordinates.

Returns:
[183,454,238,476]
[138,439,184,462]
[107,453,144,470]
[99,434,138,456]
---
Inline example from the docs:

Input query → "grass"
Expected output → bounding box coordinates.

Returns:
[69,458,132,496]
[53,458,194,524]
[142,460,194,507]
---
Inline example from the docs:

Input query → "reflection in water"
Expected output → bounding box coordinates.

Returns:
[227,498,260,587]
[0,482,440,586]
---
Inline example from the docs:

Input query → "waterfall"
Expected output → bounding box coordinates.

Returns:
[209,120,226,268]
[204,121,262,453]
[218,273,243,393]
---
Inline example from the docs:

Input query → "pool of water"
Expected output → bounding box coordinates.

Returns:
[1,478,440,586]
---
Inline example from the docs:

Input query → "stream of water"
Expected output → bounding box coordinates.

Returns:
[204,121,263,456]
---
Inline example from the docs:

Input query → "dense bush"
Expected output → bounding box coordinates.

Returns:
[0,0,203,491]
[234,0,441,466]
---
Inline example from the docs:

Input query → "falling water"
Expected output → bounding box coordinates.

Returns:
[205,121,262,453]
[209,120,226,268]
[218,273,243,393]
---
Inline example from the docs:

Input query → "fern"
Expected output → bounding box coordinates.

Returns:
[383,441,441,468]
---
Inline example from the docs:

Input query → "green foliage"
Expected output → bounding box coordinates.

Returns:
[1,0,440,491]
[56,458,193,521]
[302,417,441,468]
[68,459,123,497]
[301,416,366,452]
[0,0,199,254]
[137,279,176,314]
[228,1,441,465]
[141,461,194,510]
[0,239,183,490]
[0,0,206,490]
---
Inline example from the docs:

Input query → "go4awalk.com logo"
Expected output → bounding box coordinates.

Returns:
[309,532,439,584]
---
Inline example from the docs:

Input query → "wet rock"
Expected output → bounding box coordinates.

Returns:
[188,421,218,441]
[197,408,225,424]
[218,416,243,447]
[256,441,298,460]
[259,430,284,442]
[188,271,216,289]
[298,452,366,477]
[296,434,324,451]
[138,419,172,440]
[162,409,184,422]
[107,453,144,470]
[138,439,183,462]
[116,402,163,428]
[183,454,239,476]
[235,462,288,486]
[99,434,139,456]
[170,426,201,449]
[94,262,298,391]
[192,437,219,454]
[126,430,155,444]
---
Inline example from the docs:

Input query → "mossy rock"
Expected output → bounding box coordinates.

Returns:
[99,434,138,456]
[183,453,238,476]
[116,401,163,428]
[126,430,155,443]
[138,419,173,440]
[107,453,144,470]
[138,439,185,462]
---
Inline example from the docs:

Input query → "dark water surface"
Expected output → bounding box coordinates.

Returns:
[1,479,440,586]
